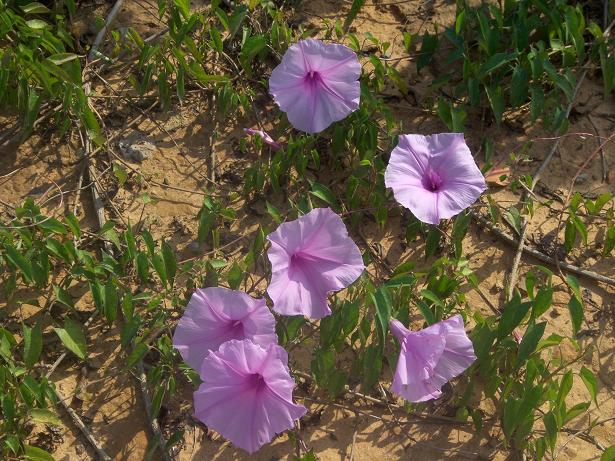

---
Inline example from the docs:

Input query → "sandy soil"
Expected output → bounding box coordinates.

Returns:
[1,0,614,460]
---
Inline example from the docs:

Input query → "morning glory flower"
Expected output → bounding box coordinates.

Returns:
[194,339,307,454]
[243,128,281,150]
[269,39,361,133]
[172,287,276,370]
[266,207,364,319]
[384,133,486,225]
[389,315,476,402]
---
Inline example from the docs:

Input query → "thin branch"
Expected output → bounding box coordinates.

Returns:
[470,211,615,286]
[52,387,112,461]
[135,362,173,461]
[89,0,125,61]
[506,69,587,299]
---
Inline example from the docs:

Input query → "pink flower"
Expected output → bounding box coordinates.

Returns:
[384,133,486,225]
[266,208,364,319]
[194,339,306,454]
[172,287,276,370]
[389,315,476,402]
[243,128,281,150]
[269,39,361,134]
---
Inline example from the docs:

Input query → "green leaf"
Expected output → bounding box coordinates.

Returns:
[265,202,282,224]
[210,26,223,53]
[104,279,118,323]
[543,411,558,452]
[580,366,598,406]
[564,402,590,424]
[226,262,243,290]
[53,285,74,309]
[65,213,81,239]
[571,214,588,245]
[239,35,267,73]
[188,62,229,84]
[21,2,52,13]
[24,445,55,461]
[152,253,167,285]
[602,446,615,461]
[530,84,545,121]
[498,294,531,339]
[343,0,366,32]
[504,206,522,236]
[565,219,577,252]
[478,52,517,78]
[23,323,43,368]
[173,0,190,18]
[517,321,546,366]
[53,318,87,359]
[25,19,49,29]
[532,287,553,318]
[228,5,248,41]
[510,65,529,107]
[161,242,177,286]
[417,32,439,71]
[371,287,392,348]
[30,409,61,426]
[136,252,149,283]
[567,296,583,336]
[4,245,33,283]
[309,182,338,208]
[47,53,79,65]
[127,342,148,368]
[485,85,505,124]
[361,344,382,391]
[425,227,441,257]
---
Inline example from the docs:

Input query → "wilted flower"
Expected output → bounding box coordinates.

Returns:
[269,39,361,134]
[384,133,486,225]
[267,207,364,319]
[389,315,476,402]
[172,287,276,370]
[243,128,281,150]
[194,339,307,454]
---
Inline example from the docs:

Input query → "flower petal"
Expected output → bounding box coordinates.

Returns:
[269,39,361,133]
[266,208,364,318]
[430,315,477,387]
[435,138,486,219]
[309,79,360,134]
[385,133,486,224]
[172,288,276,370]
[300,39,360,80]
[195,340,306,454]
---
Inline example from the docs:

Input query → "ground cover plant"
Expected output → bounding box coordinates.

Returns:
[0,0,614,460]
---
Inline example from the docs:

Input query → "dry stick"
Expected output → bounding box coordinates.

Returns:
[550,130,615,281]
[43,128,115,460]
[506,69,587,300]
[209,91,218,183]
[88,0,125,61]
[52,388,112,461]
[470,211,615,286]
[293,370,467,425]
[84,129,173,460]
[587,115,609,183]
[135,362,173,461]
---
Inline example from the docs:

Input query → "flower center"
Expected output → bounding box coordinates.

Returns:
[422,168,443,192]
[227,319,245,339]
[247,372,267,391]
[304,70,322,87]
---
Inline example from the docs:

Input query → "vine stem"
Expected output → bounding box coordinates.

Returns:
[88,0,125,61]
[505,69,587,300]
[471,211,615,286]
